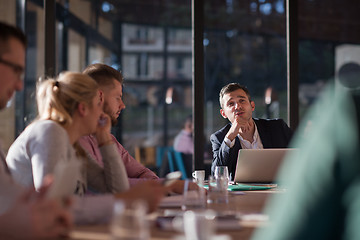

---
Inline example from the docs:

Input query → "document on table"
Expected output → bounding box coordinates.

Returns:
[156,214,242,231]
[159,193,185,208]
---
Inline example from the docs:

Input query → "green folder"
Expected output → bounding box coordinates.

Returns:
[204,184,272,191]
[227,184,272,191]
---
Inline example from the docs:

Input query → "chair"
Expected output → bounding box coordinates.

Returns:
[167,147,188,179]
[156,146,171,169]
[134,146,156,166]
[156,146,172,177]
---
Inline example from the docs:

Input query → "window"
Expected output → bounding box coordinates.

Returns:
[1,0,359,161]
[204,0,287,137]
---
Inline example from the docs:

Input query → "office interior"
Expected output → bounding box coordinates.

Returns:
[0,0,359,177]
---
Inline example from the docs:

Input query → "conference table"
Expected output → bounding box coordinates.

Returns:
[67,187,283,240]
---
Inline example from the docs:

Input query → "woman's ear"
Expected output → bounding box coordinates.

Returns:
[77,102,89,117]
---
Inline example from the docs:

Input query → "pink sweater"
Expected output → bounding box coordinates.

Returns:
[79,135,159,186]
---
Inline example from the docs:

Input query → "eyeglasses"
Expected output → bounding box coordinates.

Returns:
[0,58,25,79]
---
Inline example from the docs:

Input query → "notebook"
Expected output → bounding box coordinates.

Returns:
[233,148,296,183]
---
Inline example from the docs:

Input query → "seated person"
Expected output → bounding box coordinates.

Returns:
[79,64,198,190]
[174,115,194,155]
[211,83,293,180]
[0,21,72,239]
[173,115,193,177]
[79,64,159,186]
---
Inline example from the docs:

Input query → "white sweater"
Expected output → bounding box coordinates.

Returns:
[6,120,129,194]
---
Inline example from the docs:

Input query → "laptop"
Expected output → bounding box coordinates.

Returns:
[233,148,297,183]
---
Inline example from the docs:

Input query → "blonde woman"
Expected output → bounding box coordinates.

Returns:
[6,72,129,195]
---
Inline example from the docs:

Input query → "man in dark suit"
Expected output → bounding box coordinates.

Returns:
[210,83,292,180]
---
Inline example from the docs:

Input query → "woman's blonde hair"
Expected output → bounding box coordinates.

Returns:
[37,71,99,127]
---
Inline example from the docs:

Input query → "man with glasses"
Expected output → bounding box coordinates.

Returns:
[0,21,72,239]
[0,24,25,109]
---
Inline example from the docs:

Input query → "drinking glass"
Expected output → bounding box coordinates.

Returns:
[183,210,216,240]
[207,176,229,205]
[111,200,149,240]
[214,166,229,181]
[182,179,206,211]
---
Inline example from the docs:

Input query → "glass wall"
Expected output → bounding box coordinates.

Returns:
[23,0,192,159]
[1,0,359,164]
[121,23,192,154]
[298,0,360,118]
[203,0,287,140]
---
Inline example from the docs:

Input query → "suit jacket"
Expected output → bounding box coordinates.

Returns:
[210,118,293,180]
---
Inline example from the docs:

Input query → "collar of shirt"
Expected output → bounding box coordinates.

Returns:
[238,123,264,149]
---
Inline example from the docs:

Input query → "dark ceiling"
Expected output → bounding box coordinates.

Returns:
[94,0,360,44]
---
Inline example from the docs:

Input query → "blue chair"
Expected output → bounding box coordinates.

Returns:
[167,147,188,179]
[156,146,175,177]
[156,146,171,169]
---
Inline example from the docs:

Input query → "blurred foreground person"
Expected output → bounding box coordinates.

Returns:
[252,71,360,240]
[0,21,72,239]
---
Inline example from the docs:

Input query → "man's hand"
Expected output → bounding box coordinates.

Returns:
[115,181,166,213]
[226,115,252,141]
[238,118,255,142]
[164,180,199,195]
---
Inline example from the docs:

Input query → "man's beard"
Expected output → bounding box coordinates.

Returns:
[103,103,118,126]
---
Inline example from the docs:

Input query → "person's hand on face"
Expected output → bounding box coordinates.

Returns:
[226,115,252,141]
[95,113,113,146]
[237,118,256,142]
[226,115,255,143]
[227,116,248,141]
[97,112,112,132]
[236,116,254,134]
